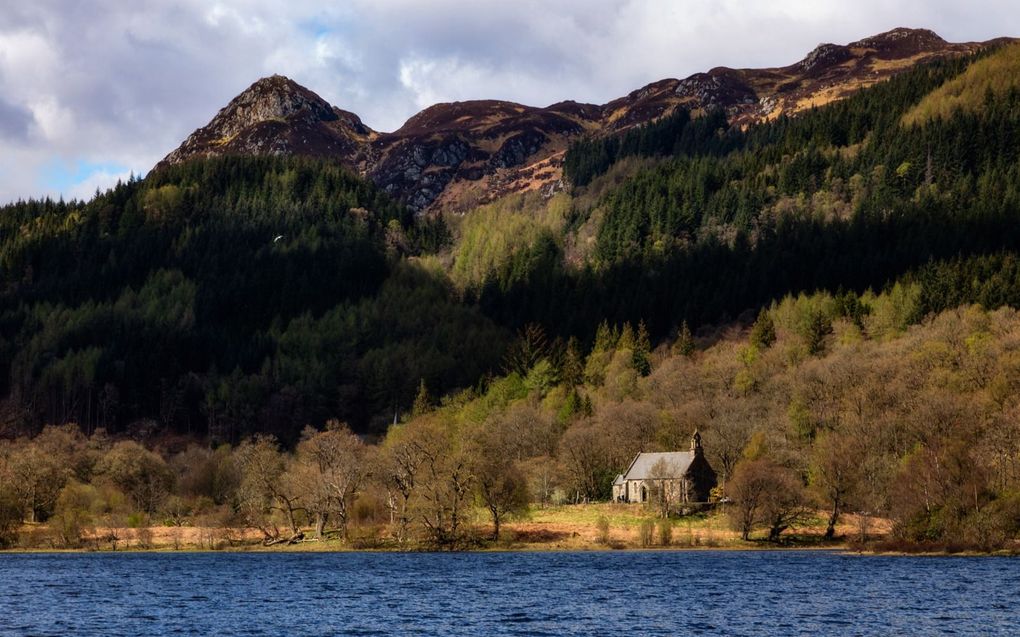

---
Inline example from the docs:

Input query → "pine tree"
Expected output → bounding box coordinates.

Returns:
[673,321,695,358]
[618,322,636,351]
[750,308,777,349]
[803,311,833,355]
[561,337,585,387]
[591,320,617,353]
[412,379,432,417]
[633,320,652,376]
[503,323,550,376]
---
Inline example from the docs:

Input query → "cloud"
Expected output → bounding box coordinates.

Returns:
[0,0,1018,203]
[0,98,33,142]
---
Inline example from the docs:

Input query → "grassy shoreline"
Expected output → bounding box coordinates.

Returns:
[5,504,1016,556]
[0,504,999,556]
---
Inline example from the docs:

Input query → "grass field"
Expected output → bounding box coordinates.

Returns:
[8,503,888,552]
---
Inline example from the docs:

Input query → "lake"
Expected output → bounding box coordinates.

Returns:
[0,550,1017,636]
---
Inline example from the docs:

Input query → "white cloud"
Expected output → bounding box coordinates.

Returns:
[0,0,1018,203]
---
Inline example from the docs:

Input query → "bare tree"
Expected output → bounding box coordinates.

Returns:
[234,435,303,543]
[96,441,174,515]
[292,422,366,540]
[647,458,681,518]
[171,444,239,506]
[810,431,865,539]
[380,427,431,544]
[704,400,757,485]
[6,441,67,523]
[727,459,810,541]
[0,473,22,548]
[558,421,614,502]
[472,431,530,540]
[727,460,771,540]
[760,467,812,542]
[519,455,561,507]
[413,426,474,548]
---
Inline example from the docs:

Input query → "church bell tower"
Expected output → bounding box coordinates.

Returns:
[691,429,703,456]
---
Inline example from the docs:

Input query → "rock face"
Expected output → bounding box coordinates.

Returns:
[158,29,1008,213]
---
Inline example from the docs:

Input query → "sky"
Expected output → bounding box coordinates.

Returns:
[0,0,1017,204]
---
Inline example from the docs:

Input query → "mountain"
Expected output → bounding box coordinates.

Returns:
[158,28,1005,213]
[158,75,375,167]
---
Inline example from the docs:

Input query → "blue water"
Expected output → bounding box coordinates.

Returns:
[0,550,1017,636]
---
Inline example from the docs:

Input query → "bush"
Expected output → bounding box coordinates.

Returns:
[638,519,655,547]
[134,526,154,549]
[51,481,100,548]
[0,488,23,548]
[595,516,611,544]
[657,518,673,546]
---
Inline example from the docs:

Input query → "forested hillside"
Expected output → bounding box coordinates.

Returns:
[474,44,1020,341]
[0,157,501,440]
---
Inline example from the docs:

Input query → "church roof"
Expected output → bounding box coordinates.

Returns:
[622,451,696,481]
[613,474,625,485]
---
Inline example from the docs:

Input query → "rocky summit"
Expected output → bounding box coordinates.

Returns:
[158,28,1007,213]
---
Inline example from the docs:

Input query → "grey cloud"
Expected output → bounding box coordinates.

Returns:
[0,97,33,141]
[0,0,1019,204]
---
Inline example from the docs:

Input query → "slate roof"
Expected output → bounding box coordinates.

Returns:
[613,474,625,486]
[622,451,695,481]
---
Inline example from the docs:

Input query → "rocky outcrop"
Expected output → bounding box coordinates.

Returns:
[157,29,1009,213]
[850,27,948,58]
[157,75,375,170]
[675,69,757,108]
[798,43,855,76]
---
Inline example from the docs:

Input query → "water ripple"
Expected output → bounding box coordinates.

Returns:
[0,551,1018,636]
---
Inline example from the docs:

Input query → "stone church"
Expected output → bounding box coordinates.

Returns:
[612,431,717,504]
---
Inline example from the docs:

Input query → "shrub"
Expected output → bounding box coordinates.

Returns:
[51,481,100,549]
[595,516,611,544]
[0,488,23,548]
[638,519,655,547]
[657,518,673,546]
[134,526,154,549]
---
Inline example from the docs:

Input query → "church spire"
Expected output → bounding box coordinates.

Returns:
[691,429,703,455]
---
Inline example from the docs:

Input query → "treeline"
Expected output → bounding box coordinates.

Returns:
[0,156,503,441]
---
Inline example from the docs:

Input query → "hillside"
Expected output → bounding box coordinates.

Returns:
[158,28,1006,213]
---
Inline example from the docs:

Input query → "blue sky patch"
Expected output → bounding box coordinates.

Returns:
[40,159,133,198]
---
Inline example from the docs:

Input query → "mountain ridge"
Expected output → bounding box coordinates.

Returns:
[157,28,1010,213]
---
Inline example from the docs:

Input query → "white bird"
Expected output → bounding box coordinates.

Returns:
[273,235,284,243]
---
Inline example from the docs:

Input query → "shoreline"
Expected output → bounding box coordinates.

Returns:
[4,535,1016,557]
[6,506,1015,557]
[3,545,1017,557]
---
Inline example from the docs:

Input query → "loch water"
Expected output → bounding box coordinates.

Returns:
[0,550,1017,636]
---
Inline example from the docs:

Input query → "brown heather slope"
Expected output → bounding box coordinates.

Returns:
[157,28,1010,214]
